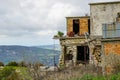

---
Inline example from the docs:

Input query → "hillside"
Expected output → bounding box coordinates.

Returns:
[36,44,61,51]
[0,45,60,66]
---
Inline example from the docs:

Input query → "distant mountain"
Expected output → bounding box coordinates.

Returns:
[36,44,61,51]
[0,45,60,66]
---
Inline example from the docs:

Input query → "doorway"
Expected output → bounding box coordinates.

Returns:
[77,46,89,63]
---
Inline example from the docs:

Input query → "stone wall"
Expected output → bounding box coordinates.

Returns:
[92,45,101,66]
[65,46,77,67]
[60,37,85,46]
[59,37,102,67]
[59,37,86,67]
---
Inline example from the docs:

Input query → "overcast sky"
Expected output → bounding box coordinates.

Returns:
[0,0,118,46]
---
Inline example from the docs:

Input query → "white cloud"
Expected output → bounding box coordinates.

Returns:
[45,2,76,30]
[36,30,57,36]
[0,0,118,45]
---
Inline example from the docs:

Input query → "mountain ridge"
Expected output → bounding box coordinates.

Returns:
[36,44,61,51]
[0,45,60,66]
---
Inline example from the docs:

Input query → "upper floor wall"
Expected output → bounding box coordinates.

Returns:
[90,1,120,36]
[66,16,90,36]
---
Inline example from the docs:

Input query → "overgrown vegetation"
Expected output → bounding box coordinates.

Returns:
[0,66,15,80]
[1,61,120,80]
[0,61,42,80]
[27,64,120,80]
[79,73,120,80]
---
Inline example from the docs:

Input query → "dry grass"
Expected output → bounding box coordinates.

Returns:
[28,64,102,80]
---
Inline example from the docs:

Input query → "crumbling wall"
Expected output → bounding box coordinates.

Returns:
[59,38,86,67]
[65,46,76,67]
[87,38,102,67]
[92,45,101,66]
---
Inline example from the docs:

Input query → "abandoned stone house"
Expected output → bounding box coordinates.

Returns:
[55,1,120,73]
[58,16,90,67]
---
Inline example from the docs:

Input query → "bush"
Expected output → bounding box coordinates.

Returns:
[58,31,64,37]
[80,74,94,80]
[6,61,18,66]
[0,62,4,66]
[80,74,106,80]
[0,67,15,79]
[80,74,120,80]
[107,73,120,80]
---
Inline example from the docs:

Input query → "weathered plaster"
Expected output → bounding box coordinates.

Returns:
[90,2,120,36]
[102,38,120,74]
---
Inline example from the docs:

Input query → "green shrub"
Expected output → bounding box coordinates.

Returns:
[58,31,64,37]
[0,67,15,79]
[6,61,18,66]
[106,73,120,80]
[110,75,117,80]
[80,74,94,80]
[80,74,106,80]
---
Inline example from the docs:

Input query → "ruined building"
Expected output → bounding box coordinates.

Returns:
[58,16,90,67]
[90,1,120,74]
[55,1,120,74]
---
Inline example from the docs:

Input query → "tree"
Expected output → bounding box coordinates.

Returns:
[6,61,18,66]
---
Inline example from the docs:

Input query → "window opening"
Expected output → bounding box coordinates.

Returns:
[73,19,79,34]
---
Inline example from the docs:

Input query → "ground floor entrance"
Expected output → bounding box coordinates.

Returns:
[77,46,89,64]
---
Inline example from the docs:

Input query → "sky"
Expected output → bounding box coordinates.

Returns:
[0,0,118,46]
